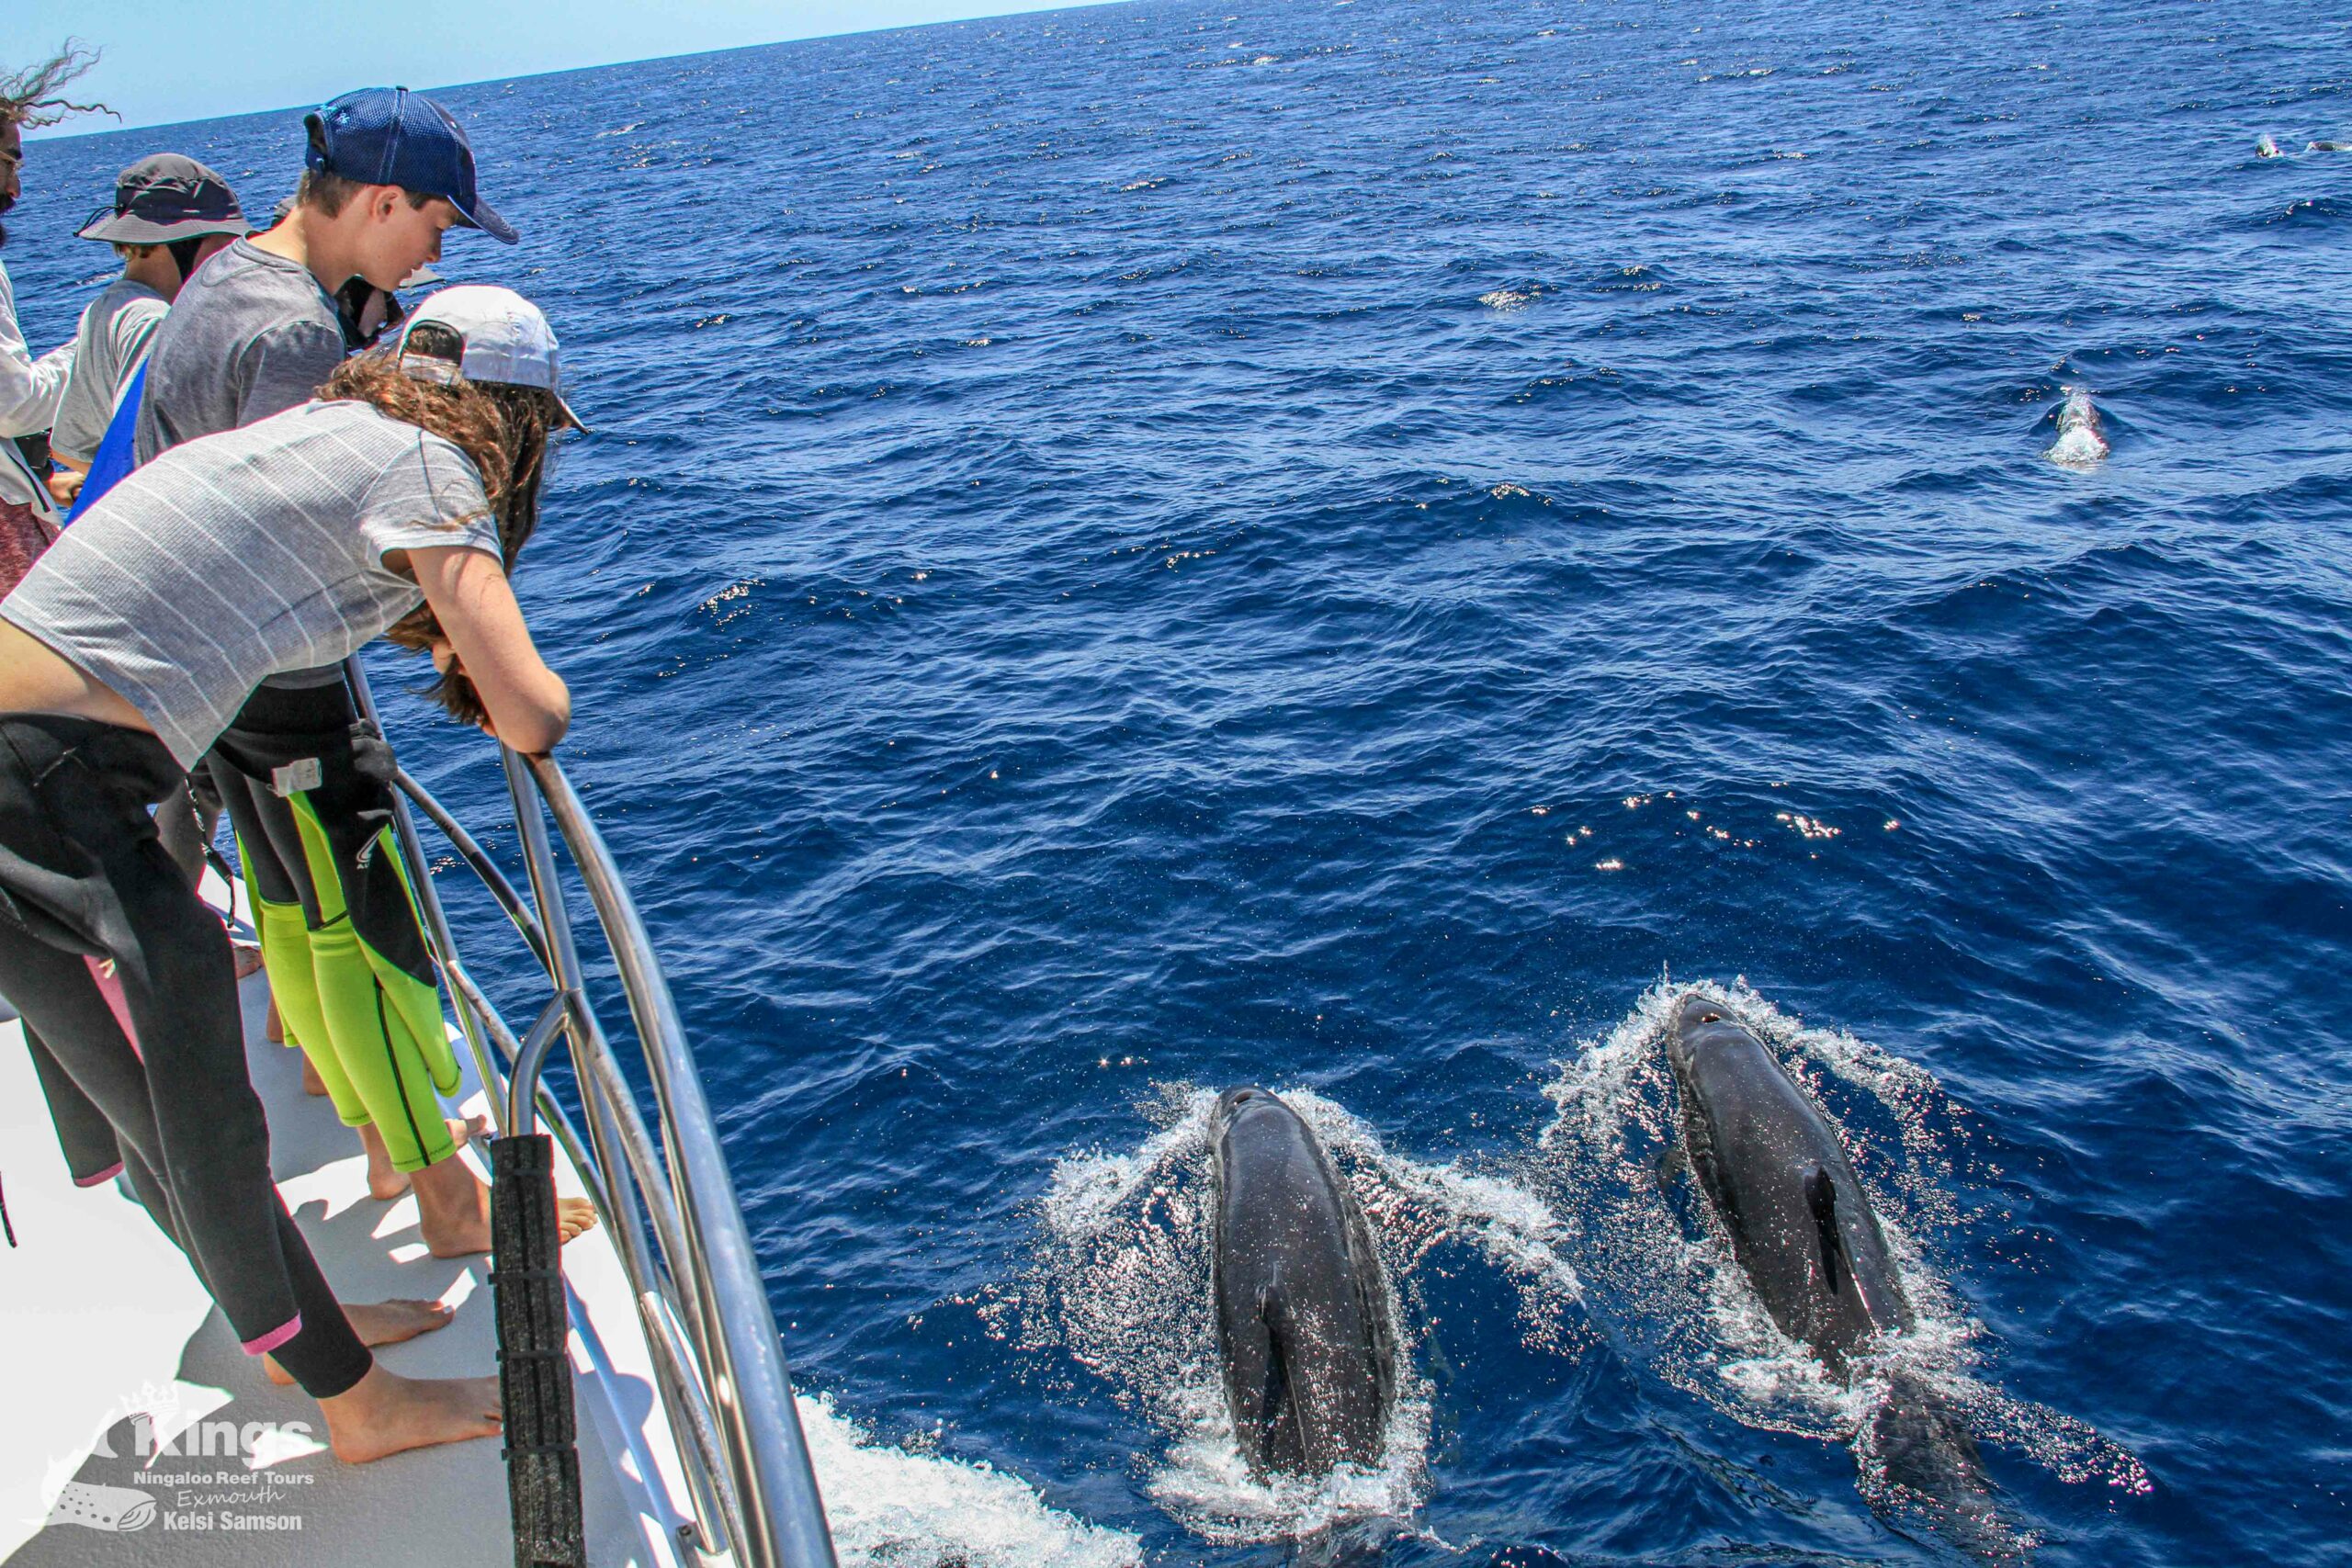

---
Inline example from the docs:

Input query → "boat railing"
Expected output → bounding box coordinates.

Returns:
[346,660,838,1568]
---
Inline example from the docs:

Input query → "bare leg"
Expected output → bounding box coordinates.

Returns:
[363,1115,492,1202]
[316,1363,502,1464]
[265,1297,457,1385]
[413,1153,492,1257]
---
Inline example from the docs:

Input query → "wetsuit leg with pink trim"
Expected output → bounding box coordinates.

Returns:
[21,1021,124,1186]
[0,714,369,1396]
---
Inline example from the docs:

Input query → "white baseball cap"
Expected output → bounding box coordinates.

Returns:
[393,284,587,430]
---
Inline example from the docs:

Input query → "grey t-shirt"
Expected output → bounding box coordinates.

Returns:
[51,277,168,465]
[132,236,354,692]
[133,238,345,467]
[3,400,500,770]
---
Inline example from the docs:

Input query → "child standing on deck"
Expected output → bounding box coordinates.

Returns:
[47,155,253,507]
[0,287,585,1457]
[47,157,255,892]
[133,88,528,1249]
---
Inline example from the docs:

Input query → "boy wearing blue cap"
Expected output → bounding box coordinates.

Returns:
[137,87,512,462]
[134,87,524,1258]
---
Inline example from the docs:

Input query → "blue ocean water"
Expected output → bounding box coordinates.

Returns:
[10,0,2350,1561]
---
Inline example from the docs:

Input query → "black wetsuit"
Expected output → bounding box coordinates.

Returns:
[0,714,371,1397]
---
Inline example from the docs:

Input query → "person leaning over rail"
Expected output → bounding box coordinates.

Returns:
[133,87,522,1247]
[0,286,591,1461]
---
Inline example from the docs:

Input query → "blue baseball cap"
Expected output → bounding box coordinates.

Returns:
[303,87,516,244]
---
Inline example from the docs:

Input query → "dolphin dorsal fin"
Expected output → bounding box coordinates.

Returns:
[1806,1168,1852,1298]
[1252,1286,1297,1471]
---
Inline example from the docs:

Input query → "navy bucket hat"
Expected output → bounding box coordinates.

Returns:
[304,86,516,244]
[76,154,251,244]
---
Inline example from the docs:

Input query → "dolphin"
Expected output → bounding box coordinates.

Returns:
[2256,132,2282,158]
[2044,385,2109,467]
[2311,139,2352,152]
[1665,996,1912,1371]
[1664,997,1996,1534]
[1207,1087,1398,1481]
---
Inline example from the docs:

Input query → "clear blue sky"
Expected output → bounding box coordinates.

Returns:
[5,0,1112,136]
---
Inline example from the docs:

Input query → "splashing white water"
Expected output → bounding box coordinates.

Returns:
[1012,1083,1577,1543]
[797,1392,1144,1568]
[2043,386,2109,468]
[1532,976,2148,1505]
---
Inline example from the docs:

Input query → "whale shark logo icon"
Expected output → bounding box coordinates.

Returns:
[44,1481,156,1533]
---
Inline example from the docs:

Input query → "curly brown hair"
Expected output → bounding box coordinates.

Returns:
[1,43,111,130]
[320,351,561,724]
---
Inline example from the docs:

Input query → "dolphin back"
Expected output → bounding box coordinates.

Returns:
[1666,999,1912,1371]
[1208,1088,1398,1479]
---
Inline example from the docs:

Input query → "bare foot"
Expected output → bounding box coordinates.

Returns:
[413,1156,602,1258]
[265,1298,457,1385]
[266,997,288,1046]
[317,1364,501,1464]
[232,942,264,979]
[558,1195,600,1245]
[364,1116,493,1202]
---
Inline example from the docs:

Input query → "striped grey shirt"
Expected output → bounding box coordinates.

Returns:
[2,400,500,769]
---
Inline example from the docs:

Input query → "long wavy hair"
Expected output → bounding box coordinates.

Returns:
[322,350,561,725]
[0,43,111,246]
[0,43,110,130]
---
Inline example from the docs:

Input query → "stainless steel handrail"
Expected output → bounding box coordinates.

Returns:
[350,660,835,1568]
[523,755,838,1568]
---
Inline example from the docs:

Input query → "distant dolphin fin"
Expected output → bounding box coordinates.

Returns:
[1807,1167,1852,1298]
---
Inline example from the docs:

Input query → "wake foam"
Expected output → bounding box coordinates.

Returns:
[798,1392,1143,1568]
[1008,1083,1577,1544]
[1532,976,2149,1508]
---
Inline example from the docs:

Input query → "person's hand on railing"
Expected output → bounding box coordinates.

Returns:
[403,544,571,753]
[426,626,565,754]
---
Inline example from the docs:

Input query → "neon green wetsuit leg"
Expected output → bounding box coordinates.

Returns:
[289,795,460,1174]
[239,839,368,1126]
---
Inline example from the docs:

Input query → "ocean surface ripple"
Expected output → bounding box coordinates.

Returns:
[11,1,2348,1562]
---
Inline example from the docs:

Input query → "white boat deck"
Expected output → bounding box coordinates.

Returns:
[0,874,707,1567]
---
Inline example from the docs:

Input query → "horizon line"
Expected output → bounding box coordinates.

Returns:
[25,0,1131,141]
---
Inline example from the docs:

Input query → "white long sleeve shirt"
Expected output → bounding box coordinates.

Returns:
[0,258,74,516]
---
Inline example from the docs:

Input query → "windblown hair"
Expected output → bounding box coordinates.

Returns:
[321,352,561,725]
[0,42,112,130]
